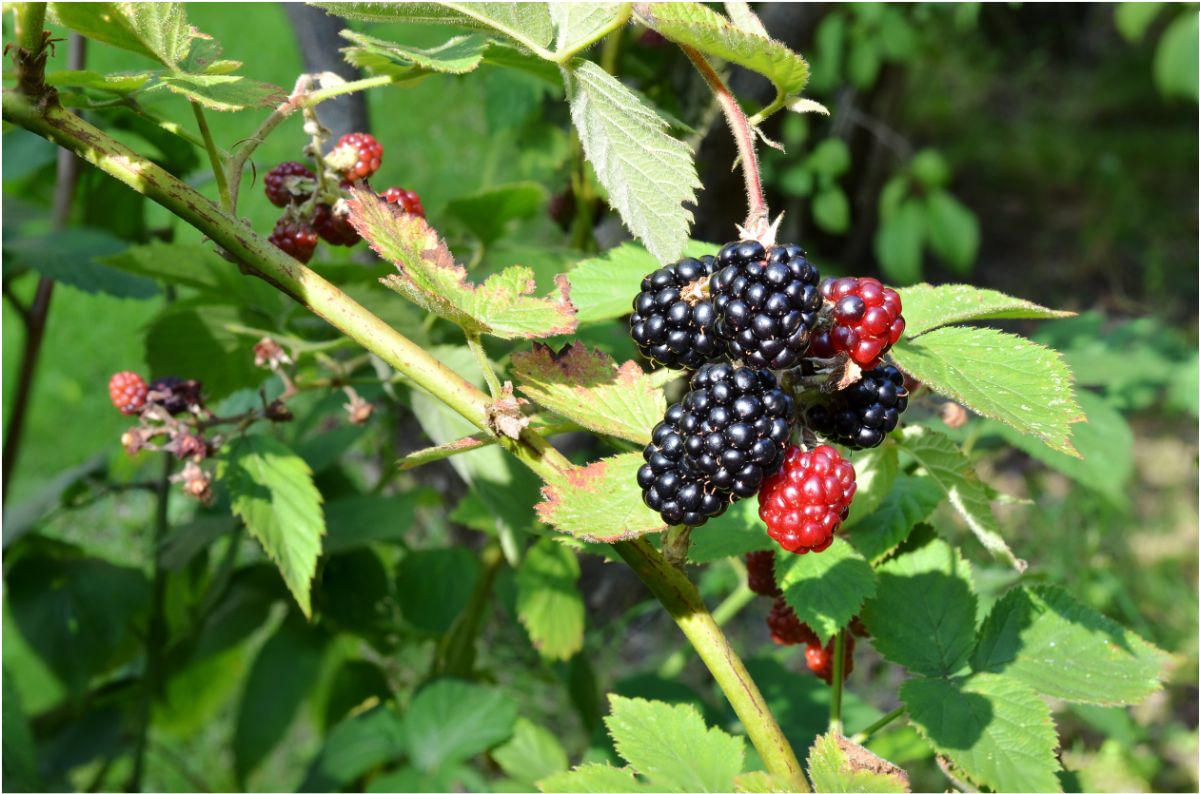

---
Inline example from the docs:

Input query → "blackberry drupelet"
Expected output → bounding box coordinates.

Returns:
[710,240,823,370]
[638,402,731,527]
[679,363,795,499]
[807,365,909,449]
[630,255,723,370]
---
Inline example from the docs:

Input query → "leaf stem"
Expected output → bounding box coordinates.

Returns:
[190,101,232,210]
[680,44,768,233]
[397,419,579,471]
[467,332,503,399]
[830,629,846,734]
[849,705,906,745]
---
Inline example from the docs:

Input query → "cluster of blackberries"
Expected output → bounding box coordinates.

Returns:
[632,238,910,550]
[108,372,203,417]
[264,132,424,264]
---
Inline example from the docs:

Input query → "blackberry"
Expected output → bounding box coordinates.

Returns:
[268,218,318,263]
[630,255,723,370]
[330,132,383,181]
[805,634,855,685]
[758,445,856,554]
[809,277,905,370]
[264,162,314,207]
[109,371,148,415]
[745,550,781,597]
[313,203,360,246]
[638,402,731,527]
[767,598,818,646]
[147,377,204,415]
[679,363,795,499]
[711,240,822,370]
[380,187,425,218]
[806,365,909,449]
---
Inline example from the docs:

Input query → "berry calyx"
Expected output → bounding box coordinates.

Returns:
[710,240,822,370]
[758,445,857,554]
[630,255,723,370]
[767,598,818,646]
[268,218,319,263]
[810,277,905,370]
[746,550,781,598]
[680,363,795,499]
[264,162,315,207]
[329,132,383,181]
[805,634,855,685]
[638,402,732,527]
[806,364,909,449]
[380,186,425,218]
[109,371,148,415]
[313,203,360,246]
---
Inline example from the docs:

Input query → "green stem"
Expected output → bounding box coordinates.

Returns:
[3,92,807,791]
[15,3,46,52]
[467,332,503,398]
[661,524,692,567]
[190,101,231,210]
[434,545,504,676]
[397,419,579,471]
[849,705,906,745]
[830,629,846,734]
[658,569,755,678]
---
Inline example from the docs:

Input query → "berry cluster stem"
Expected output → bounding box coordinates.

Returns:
[849,705,907,745]
[680,44,769,233]
[3,87,809,793]
[830,628,847,734]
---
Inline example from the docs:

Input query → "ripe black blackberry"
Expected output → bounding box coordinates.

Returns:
[806,364,909,449]
[630,255,723,370]
[638,402,731,527]
[710,240,822,370]
[679,363,795,498]
[147,377,204,415]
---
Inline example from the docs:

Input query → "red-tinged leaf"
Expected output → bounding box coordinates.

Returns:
[536,453,666,542]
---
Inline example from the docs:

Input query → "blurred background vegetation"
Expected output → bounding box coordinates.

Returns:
[2,3,1196,792]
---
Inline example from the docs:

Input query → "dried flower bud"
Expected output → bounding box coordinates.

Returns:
[121,427,146,456]
[345,393,374,425]
[940,401,969,430]
[174,431,208,461]
[265,399,294,423]
[254,337,292,370]
[178,462,214,505]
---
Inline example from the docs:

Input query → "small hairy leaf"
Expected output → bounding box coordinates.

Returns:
[317,2,554,52]
[551,4,631,59]
[341,31,490,79]
[845,478,943,564]
[45,69,155,94]
[350,191,576,339]
[563,60,701,263]
[776,538,876,644]
[511,342,666,444]
[51,3,194,67]
[807,732,910,793]
[154,73,286,111]
[971,585,1172,706]
[902,674,1062,793]
[892,326,1084,456]
[516,539,585,661]
[861,537,977,677]
[536,453,666,542]
[605,695,744,792]
[898,283,1074,338]
[218,435,325,617]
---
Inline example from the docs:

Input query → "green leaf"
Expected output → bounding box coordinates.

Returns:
[874,199,925,285]
[51,3,195,67]
[2,668,42,792]
[909,148,950,189]
[536,453,666,542]
[812,185,851,234]
[924,191,979,275]
[776,537,876,645]
[320,659,393,730]
[897,426,1023,571]
[98,240,281,304]
[892,326,1084,456]
[512,343,666,445]
[540,764,649,793]
[396,548,482,634]
[341,31,490,80]
[324,493,424,553]
[145,304,266,400]
[402,679,518,772]
[847,38,881,88]
[351,192,577,339]
[732,771,792,793]
[860,536,977,677]
[300,706,406,792]
[1114,3,1163,42]
[897,283,1075,338]
[45,68,154,94]
[842,443,898,529]
[550,4,632,59]
[845,477,943,564]
[445,181,548,245]
[1154,11,1199,102]
[808,138,851,177]
[567,240,715,324]
[218,434,326,617]
[807,732,909,793]
[605,695,745,792]
[971,585,1171,706]
[687,499,773,562]
[154,73,285,111]
[635,2,809,111]
[563,60,700,263]
[516,538,585,661]
[3,227,157,299]
[234,615,328,783]
[494,718,570,787]
[902,674,1062,793]
[317,2,555,53]
[779,164,815,197]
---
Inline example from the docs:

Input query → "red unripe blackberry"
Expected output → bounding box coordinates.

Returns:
[805,634,855,685]
[745,550,781,597]
[758,445,856,554]
[767,598,818,646]
[806,364,909,450]
[380,186,425,218]
[264,162,315,207]
[331,132,383,181]
[810,277,905,370]
[630,255,723,370]
[313,203,360,246]
[109,371,148,415]
[268,218,319,263]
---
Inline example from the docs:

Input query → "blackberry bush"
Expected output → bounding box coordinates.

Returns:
[630,254,723,370]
